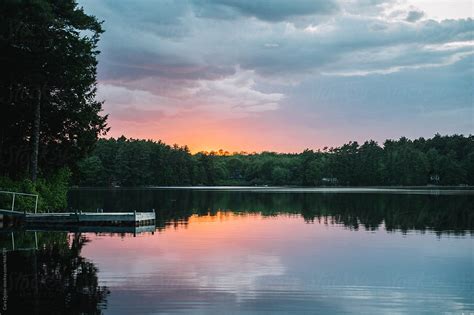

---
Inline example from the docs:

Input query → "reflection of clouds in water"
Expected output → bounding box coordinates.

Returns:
[105,253,287,295]
[91,239,288,302]
[332,286,473,314]
[191,254,286,301]
[81,210,474,314]
[94,250,295,313]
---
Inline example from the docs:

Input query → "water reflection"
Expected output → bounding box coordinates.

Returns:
[69,189,474,235]
[0,189,472,314]
[0,232,109,314]
[81,212,473,314]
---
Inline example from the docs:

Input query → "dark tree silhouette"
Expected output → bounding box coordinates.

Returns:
[0,0,107,181]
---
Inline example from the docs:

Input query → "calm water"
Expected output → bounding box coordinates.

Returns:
[1,188,473,314]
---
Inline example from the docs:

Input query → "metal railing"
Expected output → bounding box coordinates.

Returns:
[0,190,38,214]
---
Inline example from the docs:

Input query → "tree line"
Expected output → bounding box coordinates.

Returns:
[75,134,473,187]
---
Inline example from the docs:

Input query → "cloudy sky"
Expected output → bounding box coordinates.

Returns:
[78,0,473,152]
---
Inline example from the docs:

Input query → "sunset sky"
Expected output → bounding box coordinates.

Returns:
[79,0,473,153]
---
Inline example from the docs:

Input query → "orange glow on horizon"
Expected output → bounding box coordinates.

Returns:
[101,108,343,153]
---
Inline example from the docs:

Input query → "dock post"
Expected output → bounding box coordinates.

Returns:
[11,232,15,251]
[35,231,38,250]
[11,193,15,211]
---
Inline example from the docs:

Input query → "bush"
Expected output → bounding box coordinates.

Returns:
[0,168,71,212]
[36,168,72,211]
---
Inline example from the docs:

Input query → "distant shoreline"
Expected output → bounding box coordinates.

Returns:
[69,186,474,195]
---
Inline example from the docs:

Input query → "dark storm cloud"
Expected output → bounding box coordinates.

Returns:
[193,0,339,21]
[80,0,474,83]
[405,10,425,22]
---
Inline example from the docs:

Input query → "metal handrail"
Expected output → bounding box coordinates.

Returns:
[0,190,38,214]
[0,190,38,197]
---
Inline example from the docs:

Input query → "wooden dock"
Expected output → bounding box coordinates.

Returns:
[0,209,156,227]
[26,211,155,226]
[0,190,156,228]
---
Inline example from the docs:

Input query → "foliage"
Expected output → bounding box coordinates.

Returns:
[75,134,473,187]
[35,168,71,211]
[0,0,107,179]
[0,168,71,211]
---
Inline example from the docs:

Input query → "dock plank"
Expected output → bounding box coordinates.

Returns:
[1,209,155,227]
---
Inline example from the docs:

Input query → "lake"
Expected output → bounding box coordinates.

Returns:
[1,188,473,314]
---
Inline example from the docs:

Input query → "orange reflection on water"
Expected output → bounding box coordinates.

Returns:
[81,211,340,265]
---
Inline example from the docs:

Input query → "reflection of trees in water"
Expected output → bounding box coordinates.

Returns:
[69,189,474,235]
[1,232,108,315]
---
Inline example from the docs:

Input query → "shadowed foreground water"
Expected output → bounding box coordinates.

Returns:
[1,188,473,314]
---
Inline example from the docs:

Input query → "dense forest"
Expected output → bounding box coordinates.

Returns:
[75,134,474,187]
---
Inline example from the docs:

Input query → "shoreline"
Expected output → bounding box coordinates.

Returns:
[68,186,474,194]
